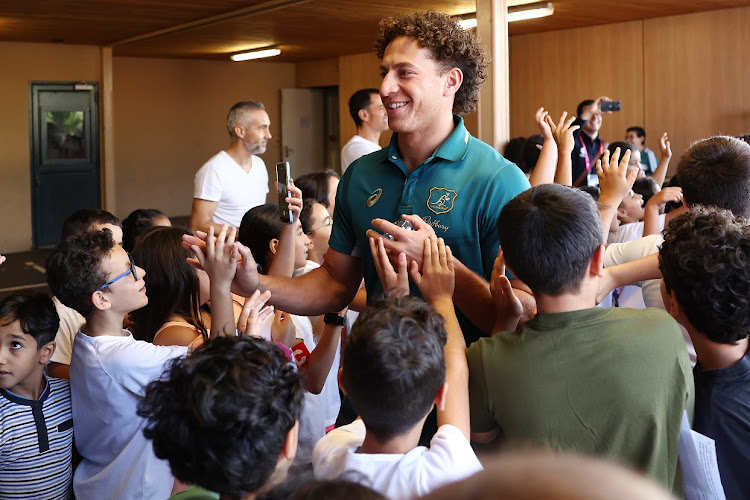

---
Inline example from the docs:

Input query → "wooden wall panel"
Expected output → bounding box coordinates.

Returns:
[644,7,750,173]
[295,58,339,88]
[337,52,392,154]
[509,21,644,146]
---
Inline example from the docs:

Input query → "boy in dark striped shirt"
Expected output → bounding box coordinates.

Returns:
[0,292,73,499]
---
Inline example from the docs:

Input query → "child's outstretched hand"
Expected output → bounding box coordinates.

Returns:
[547,111,580,155]
[490,248,523,334]
[535,107,554,142]
[597,148,638,209]
[0,254,5,266]
[237,290,273,338]
[198,225,239,287]
[270,310,297,347]
[370,236,410,298]
[410,236,455,305]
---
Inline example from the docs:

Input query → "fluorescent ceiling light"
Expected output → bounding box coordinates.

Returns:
[508,1,554,22]
[458,1,554,28]
[231,47,281,61]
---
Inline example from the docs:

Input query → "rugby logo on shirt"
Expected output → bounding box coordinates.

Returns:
[367,188,382,207]
[427,187,457,215]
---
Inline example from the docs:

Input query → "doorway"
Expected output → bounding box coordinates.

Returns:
[29,82,100,247]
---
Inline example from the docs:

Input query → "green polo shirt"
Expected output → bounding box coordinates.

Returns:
[330,115,529,342]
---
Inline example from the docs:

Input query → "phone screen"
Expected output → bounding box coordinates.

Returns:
[276,162,293,224]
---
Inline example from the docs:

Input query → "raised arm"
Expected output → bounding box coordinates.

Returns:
[643,186,682,236]
[528,107,558,186]
[597,148,638,243]
[410,237,470,439]
[184,231,362,316]
[548,111,579,186]
[649,133,673,188]
[489,248,523,334]
[267,179,304,277]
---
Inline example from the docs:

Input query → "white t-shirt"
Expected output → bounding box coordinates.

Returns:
[70,330,188,500]
[194,150,269,227]
[50,297,85,365]
[604,234,697,365]
[607,213,667,245]
[341,135,381,173]
[260,310,341,465]
[313,419,482,500]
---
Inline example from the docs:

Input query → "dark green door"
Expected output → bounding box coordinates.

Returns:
[30,82,100,247]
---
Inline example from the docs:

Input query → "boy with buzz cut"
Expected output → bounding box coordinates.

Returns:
[659,206,750,499]
[45,226,241,500]
[467,184,694,494]
[0,292,72,499]
[312,237,483,499]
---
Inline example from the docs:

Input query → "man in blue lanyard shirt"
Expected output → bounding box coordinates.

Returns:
[195,11,531,345]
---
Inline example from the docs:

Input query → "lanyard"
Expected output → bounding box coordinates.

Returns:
[579,133,604,173]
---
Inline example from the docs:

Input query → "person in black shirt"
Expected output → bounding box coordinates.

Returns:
[571,97,612,187]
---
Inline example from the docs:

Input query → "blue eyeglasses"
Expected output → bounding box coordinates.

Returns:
[95,254,137,292]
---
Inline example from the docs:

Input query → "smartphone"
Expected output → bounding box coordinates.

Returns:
[276,162,293,224]
[600,100,621,113]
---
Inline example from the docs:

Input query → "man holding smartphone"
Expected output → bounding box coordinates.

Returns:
[190,100,271,233]
[188,12,531,344]
[571,96,616,187]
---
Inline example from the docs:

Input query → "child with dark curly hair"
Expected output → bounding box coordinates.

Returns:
[138,335,304,500]
[659,206,750,500]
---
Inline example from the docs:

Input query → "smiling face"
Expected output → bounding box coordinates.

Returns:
[583,113,602,136]
[240,109,272,155]
[0,319,52,400]
[379,36,451,136]
[94,244,148,315]
[294,220,313,270]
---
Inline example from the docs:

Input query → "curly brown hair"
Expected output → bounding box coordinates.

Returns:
[374,11,487,114]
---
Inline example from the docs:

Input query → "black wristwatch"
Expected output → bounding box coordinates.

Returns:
[323,313,346,326]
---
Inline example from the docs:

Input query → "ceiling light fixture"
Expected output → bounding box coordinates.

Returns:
[231,47,281,61]
[458,1,554,29]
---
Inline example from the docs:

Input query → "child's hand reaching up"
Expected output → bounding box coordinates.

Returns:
[191,225,240,338]
[237,290,273,338]
[410,236,455,307]
[370,236,410,298]
[490,248,523,334]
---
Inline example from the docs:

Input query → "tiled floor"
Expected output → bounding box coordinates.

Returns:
[0,215,191,301]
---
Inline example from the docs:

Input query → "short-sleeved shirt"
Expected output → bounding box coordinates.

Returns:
[467,307,694,493]
[693,350,750,500]
[70,330,188,500]
[0,377,73,499]
[341,135,381,173]
[329,115,530,343]
[312,419,482,499]
[193,151,269,227]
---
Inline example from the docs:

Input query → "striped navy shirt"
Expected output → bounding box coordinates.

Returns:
[0,376,73,499]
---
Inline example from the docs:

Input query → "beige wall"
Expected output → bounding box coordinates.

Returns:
[0,42,102,253]
[113,57,295,220]
[508,6,750,174]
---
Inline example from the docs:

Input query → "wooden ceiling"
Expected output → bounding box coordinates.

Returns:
[1,0,748,62]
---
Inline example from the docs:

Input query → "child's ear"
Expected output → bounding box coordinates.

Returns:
[39,341,56,365]
[434,381,448,412]
[269,238,280,256]
[90,290,112,312]
[337,368,347,395]
[280,420,299,461]
[616,206,627,219]
[589,245,605,278]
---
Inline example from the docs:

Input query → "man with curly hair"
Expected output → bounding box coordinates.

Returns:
[659,206,750,500]
[186,12,529,345]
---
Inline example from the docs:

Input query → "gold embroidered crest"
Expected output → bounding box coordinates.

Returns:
[427,187,458,215]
